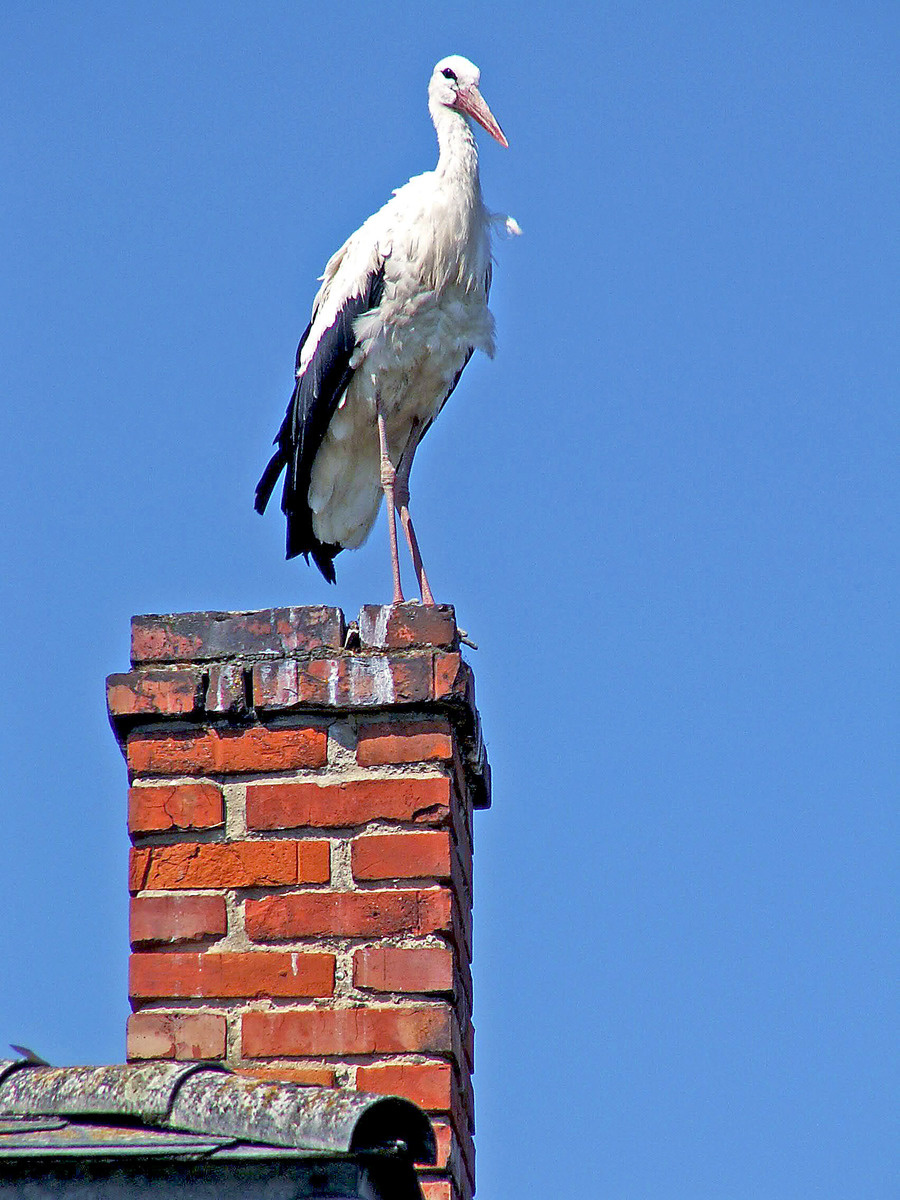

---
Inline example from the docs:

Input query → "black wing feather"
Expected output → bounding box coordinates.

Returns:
[255,265,386,581]
[442,348,474,411]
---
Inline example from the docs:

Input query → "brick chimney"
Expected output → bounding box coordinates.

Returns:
[107,604,489,1200]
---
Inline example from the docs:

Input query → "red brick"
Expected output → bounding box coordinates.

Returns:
[130,895,227,947]
[356,720,454,767]
[358,603,457,649]
[235,1065,335,1086]
[126,1011,226,1061]
[242,1005,451,1057]
[107,669,203,717]
[357,1062,453,1112]
[247,777,451,830]
[129,951,334,999]
[127,783,223,834]
[131,607,344,664]
[354,946,453,994]
[296,840,331,883]
[352,832,451,882]
[126,724,327,775]
[246,889,452,941]
[128,840,329,892]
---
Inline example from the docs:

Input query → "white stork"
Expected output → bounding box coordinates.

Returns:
[255,54,515,604]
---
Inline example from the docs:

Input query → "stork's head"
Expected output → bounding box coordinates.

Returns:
[429,55,508,148]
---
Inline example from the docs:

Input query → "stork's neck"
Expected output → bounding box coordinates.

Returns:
[431,104,481,198]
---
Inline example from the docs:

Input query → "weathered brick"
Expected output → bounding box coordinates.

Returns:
[126,724,327,775]
[357,1062,453,1112]
[247,777,451,831]
[246,889,452,941]
[451,886,473,964]
[235,1065,335,1086]
[127,783,223,834]
[353,946,453,994]
[358,604,457,650]
[130,895,227,947]
[456,1057,476,1134]
[453,979,474,1061]
[128,840,329,892]
[352,831,452,882]
[356,719,454,767]
[449,836,473,911]
[433,653,472,703]
[253,660,302,710]
[126,1011,226,1061]
[455,948,473,1011]
[292,658,345,706]
[294,655,434,707]
[205,663,247,715]
[242,1005,452,1057]
[130,951,335,999]
[107,669,203,717]
[131,607,344,664]
[384,655,436,704]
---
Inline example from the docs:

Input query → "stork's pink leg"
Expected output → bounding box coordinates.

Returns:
[398,504,435,606]
[376,402,404,605]
[394,421,435,606]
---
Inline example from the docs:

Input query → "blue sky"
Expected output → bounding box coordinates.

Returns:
[1,3,896,1196]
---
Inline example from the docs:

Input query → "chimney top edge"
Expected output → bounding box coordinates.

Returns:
[130,604,459,666]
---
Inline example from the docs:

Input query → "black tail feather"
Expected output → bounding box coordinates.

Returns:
[310,544,339,584]
[254,446,286,515]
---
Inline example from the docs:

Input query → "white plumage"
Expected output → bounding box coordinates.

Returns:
[255,55,516,601]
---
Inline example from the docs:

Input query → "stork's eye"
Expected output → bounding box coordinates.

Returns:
[441,67,457,82]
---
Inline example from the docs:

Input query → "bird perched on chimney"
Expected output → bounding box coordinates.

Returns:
[255,55,518,604]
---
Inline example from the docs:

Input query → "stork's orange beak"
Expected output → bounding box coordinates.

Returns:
[455,85,508,148]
